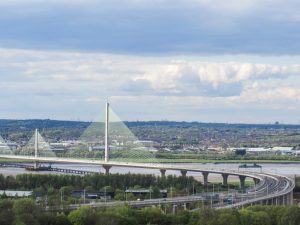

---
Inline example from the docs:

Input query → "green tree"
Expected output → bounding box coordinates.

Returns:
[0,199,14,225]
[68,206,96,225]
[240,209,271,225]
[13,198,37,215]
[54,214,72,225]
[151,186,161,199]
[279,206,300,225]
[114,189,125,201]
[13,199,39,225]
[216,209,240,225]
[15,214,39,225]
[136,207,171,225]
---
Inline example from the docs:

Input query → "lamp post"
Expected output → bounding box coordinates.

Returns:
[60,189,64,210]
[105,186,107,204]
[83,189,86,204]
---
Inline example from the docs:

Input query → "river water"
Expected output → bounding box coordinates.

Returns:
[1,162,300,183]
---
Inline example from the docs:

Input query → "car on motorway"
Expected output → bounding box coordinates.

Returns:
[223,196,236,204]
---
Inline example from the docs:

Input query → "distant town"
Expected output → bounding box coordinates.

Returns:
[1,119,300,161]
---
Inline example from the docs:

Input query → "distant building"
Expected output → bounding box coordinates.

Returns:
[207,147,223,152]
[125,189,167,198]
[71,191,114,200]
[0,190,33,197]
[246,147,272,155]
[228,146,294,156]
[271,147,294,155]
[133,140,155,148]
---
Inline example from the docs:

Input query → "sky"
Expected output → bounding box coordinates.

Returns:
[1,0,300,123]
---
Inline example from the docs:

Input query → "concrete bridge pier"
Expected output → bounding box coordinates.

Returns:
[181,170,187,177]
[289,191,294,205]
[284,194,290,205]
[239,175,246,191]
[202,172,209,186]
[222,174,229,186]
[34,161,39,170]
[172,204,178,214]
[160,169,166,177]
[103,165,112,175]
[253,178,260,185]
[286,192,293,205]
[279,195,284,205]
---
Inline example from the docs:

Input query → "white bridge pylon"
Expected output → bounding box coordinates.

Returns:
[21,128,54,158]
[105,101,109,163]
[78,101,159,164]
[34,128,38,159]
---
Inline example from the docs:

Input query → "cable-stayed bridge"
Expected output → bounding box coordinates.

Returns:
[0,102,295,208]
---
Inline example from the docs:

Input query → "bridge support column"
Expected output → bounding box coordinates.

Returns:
[160,169,166,178]
[286,192,293,205]
[103,165,112,175]
[172,204,177,214]
[239,175,246,191]
[285,193,293,205]
[253,178,260,185]
[280,196,284,205]
[222,174,229,186]
[181,170,187,177]
[202,172,209,186]
[34,161,39,170]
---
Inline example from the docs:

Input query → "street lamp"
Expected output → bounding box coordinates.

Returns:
[83,189,86,204]
[60,189,64,210]
[105,186,107,204]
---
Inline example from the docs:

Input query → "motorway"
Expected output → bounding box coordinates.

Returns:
[0,154,295,209]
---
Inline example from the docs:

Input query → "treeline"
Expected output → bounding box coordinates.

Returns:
[2,119,300,131]
[0,173,201,191]
[1,198,300,225]
[156,152,300,161]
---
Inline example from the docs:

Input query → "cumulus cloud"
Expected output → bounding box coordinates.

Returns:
[236,83,300,103]
[1,48,300,122]
[134,61,300,96]
[2,48,300,97]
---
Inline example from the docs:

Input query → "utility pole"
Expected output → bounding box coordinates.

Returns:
[104,101,109,163]
[83,189,86,204]
[193,183,195,195]
[60,189,64,210]
[105,186,107,204]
